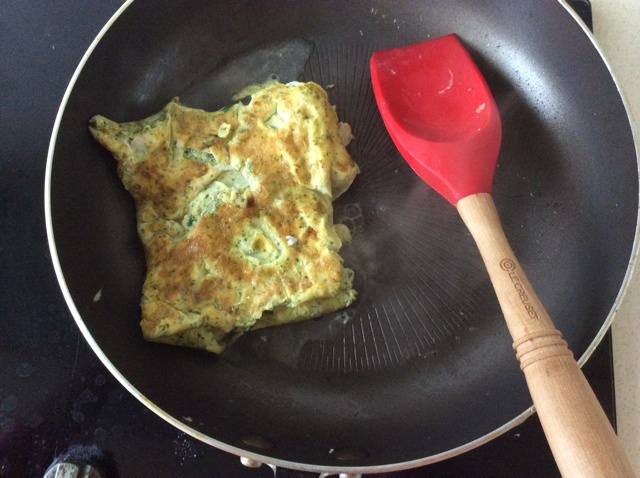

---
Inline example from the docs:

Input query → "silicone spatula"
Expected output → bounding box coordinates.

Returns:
[371,34,635,477]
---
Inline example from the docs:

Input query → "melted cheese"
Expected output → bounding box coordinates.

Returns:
[89,82,359,353]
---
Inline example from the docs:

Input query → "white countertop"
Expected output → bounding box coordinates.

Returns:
[592,0,640,473]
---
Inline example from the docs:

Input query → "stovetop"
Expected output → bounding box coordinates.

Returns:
[0,1,615,477]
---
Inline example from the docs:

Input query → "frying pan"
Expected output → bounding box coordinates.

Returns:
[45,0,639,474]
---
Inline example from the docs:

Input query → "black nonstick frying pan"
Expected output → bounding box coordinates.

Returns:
[46,0,638,474]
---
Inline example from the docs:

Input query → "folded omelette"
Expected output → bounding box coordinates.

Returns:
[89,81,359,353]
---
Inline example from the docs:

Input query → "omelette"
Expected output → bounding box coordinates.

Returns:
[89,81,359,353]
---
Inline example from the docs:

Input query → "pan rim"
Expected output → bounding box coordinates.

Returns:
[43,0,640,473]
[557,0,640,370]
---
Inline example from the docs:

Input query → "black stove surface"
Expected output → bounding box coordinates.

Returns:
[1,1,614,477]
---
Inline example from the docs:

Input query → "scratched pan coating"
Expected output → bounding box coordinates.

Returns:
[47,0,638,472]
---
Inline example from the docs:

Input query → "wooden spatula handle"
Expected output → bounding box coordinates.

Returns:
[457,193,635,478]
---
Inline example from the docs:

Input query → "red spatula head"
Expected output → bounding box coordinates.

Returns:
[370,34,502,205]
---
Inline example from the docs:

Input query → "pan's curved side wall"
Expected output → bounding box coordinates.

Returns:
[592,0,640,473]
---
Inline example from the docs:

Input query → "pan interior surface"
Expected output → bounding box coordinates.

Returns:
[48,0,638,470]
